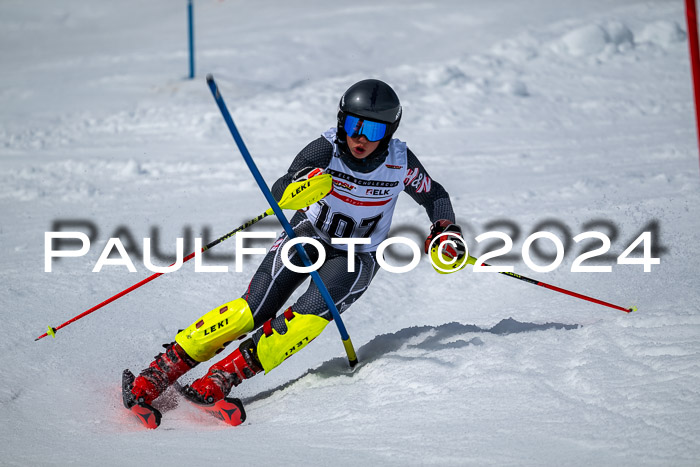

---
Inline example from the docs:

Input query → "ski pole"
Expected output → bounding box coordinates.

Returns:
[206,74,359,368]
[35,178,332,341]
[467,255,637,313]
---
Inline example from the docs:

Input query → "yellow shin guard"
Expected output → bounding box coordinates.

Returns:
[175,298,255,363]
[257,309,329,373]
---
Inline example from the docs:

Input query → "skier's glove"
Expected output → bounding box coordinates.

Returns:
[286,167,330,212]
[292,167,325,183]
[424,219,466,261]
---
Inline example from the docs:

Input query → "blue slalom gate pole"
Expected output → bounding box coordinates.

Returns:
[188,0,195,79]
[205,74,359,368]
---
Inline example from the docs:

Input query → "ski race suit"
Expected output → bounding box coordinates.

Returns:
[173,128,456,375]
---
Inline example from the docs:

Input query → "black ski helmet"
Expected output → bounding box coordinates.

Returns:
[336,79,402,169]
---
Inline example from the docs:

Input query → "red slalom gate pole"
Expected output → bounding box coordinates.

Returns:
[685,0,700,172]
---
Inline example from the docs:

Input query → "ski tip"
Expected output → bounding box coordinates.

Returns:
[211,398,246,426]
[182,390,247,427]
[130,403,162,429]
[122,370,162,429]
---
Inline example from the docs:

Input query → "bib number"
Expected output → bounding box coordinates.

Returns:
[315,202,383,239]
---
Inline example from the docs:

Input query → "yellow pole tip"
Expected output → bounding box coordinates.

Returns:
[47,326,56,338]
[628,306,638,313]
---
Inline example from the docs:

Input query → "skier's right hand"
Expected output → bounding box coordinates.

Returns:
[424,220,466,260]
[292,167,325,183]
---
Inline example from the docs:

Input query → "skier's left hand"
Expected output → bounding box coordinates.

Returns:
[292,167,325,183]
[424,220,466,261]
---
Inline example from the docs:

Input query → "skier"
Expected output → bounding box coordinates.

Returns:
[123,79,466,417]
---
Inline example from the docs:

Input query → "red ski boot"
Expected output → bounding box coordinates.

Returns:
[124,342,198,408]
[183,339,261,405]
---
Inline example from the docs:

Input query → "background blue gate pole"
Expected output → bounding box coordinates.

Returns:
[188,0,195,79]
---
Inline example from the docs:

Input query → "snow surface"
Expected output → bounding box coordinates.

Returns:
[2,0,700,465]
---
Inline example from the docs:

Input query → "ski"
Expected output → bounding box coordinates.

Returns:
[180,384,246,426]
[122,369,162,429]
[188,397,246,426]
[128,402,162,429]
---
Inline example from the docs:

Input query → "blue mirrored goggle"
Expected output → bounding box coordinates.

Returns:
[343,115,387,142]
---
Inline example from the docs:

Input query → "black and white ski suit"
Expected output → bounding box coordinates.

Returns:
[243,128,456,346]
